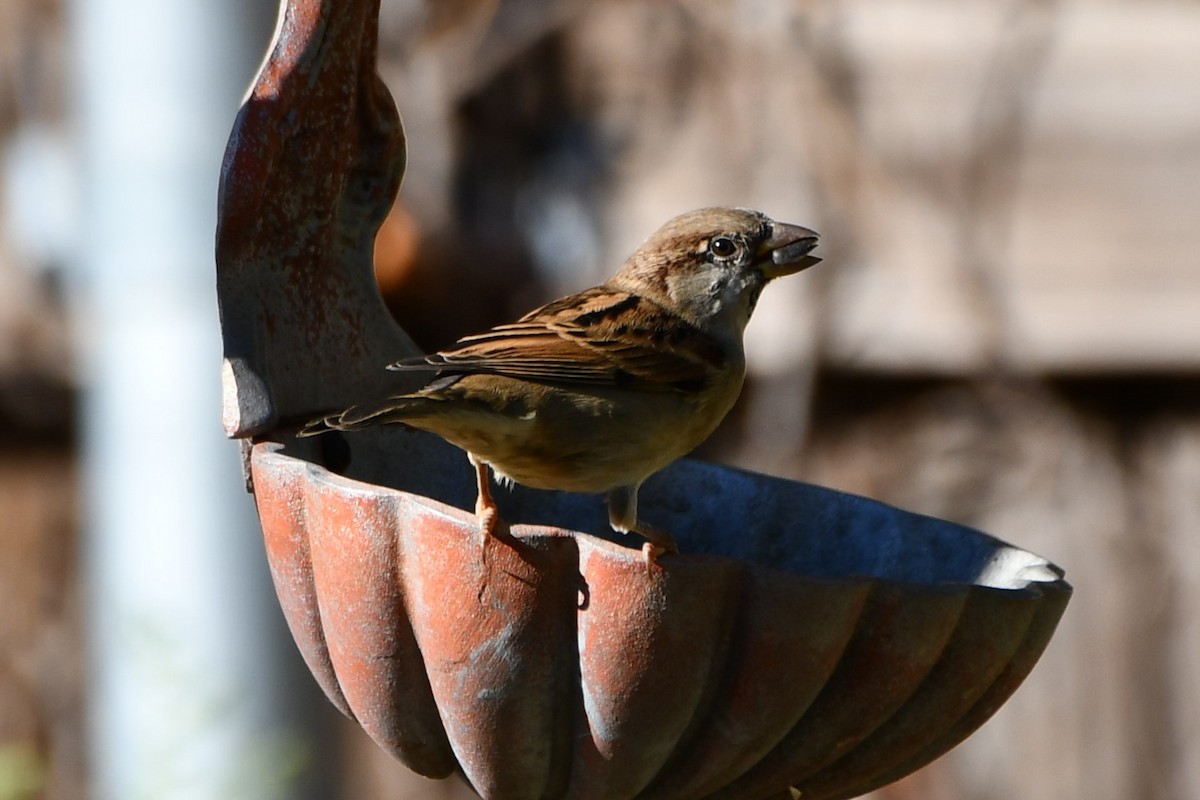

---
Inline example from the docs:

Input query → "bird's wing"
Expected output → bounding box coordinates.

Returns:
[389,287,728,392]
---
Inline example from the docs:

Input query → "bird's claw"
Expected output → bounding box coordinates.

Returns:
[641,541,672,572]
[637,523,677,573]
[476,505,501,538]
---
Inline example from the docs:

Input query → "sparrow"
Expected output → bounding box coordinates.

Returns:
[300,208,820,563]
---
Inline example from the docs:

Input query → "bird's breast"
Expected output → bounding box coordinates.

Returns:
[410,371,744,494]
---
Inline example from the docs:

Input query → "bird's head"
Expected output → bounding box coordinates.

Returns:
[611,207,821,344]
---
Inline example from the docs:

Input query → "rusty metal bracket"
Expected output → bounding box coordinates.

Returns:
[215,1,1072,798]
[217,0,418,440]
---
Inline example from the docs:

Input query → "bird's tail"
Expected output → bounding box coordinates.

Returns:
[296,395,435,437]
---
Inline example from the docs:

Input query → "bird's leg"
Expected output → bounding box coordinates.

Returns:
[468,452,500,538]
[607,485,677,570]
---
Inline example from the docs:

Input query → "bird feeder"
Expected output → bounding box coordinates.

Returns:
[215,1,1072,798]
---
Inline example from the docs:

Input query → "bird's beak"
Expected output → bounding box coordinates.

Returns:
[759,222,820,279]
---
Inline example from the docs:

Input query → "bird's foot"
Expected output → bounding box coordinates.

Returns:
[606,486,677,571]
[469,452,505,543]
[635,521,677,572]
[641,541,671,571]
[476,503,502,538]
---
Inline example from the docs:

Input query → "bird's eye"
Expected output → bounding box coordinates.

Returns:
[709,236,738,258]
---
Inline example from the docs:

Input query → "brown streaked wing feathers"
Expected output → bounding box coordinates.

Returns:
[390,287,726,392]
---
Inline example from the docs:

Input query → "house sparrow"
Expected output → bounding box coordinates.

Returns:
[301,208,820,563]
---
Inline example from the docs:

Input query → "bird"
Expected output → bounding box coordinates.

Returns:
[300,207,820,564]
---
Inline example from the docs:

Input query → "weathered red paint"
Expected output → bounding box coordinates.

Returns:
[217,0,418,438]
[249,436,1069,799]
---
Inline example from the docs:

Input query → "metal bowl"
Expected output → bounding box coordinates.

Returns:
[251,429,1069,800]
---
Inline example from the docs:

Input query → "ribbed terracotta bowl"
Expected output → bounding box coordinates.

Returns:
[251,428,1070,800]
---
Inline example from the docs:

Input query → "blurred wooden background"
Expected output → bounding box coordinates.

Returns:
[2,0,1198,798]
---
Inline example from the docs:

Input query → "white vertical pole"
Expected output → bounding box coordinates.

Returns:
[67,1,309,798]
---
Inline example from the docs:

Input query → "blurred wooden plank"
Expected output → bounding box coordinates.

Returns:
[800,381,1138,799]
[1134,416,1200,800]
[0,451,83,800]
[822,2,1200,371]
